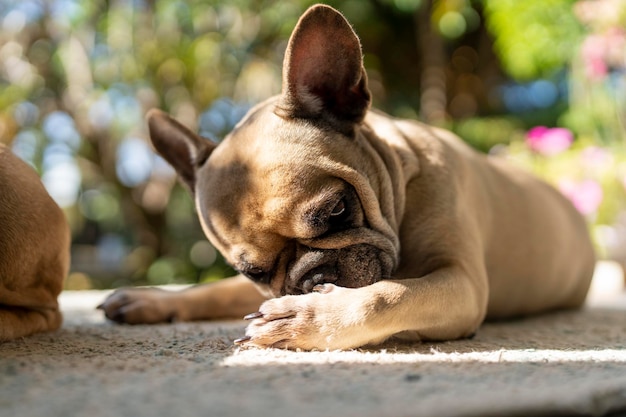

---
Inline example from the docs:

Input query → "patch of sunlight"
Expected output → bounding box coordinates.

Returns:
[222,347,626,367]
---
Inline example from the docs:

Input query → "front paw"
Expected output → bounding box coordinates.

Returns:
[238,285,376,350]
[97,287,179,324]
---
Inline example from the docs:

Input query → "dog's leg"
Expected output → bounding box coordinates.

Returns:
[98,274,268,324]
[0,264,66,341]
[241,265,487,350]
[0,307,62,341]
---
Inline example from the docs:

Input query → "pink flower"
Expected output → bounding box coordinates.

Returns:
[526,126,574,156]
[580,29,626,80]
[559,179,604,216]
[581,34,608,79]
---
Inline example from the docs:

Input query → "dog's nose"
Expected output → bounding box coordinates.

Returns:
[242,266,271,284]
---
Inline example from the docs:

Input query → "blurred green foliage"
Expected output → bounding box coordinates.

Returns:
[1,0,624,289]
[483,0,583,81]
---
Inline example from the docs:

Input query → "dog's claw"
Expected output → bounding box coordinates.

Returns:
[95,303,104,310]
[244,312,264,320]
[234,336,252,345]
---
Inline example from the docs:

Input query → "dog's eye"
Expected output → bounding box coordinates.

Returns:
[330,199,346,217]
[328,198,351,230]
[305,195,353,235]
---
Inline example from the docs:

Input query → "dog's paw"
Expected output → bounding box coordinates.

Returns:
[97,288,179,324]
[237,284,377,350]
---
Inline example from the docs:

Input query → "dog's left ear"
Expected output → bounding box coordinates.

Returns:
[276,4,371,134]
[146,109,216,193]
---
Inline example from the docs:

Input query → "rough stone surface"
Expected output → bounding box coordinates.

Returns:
[2,276,626,417]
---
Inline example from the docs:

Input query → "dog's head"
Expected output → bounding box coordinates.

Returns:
[148,4,401,297]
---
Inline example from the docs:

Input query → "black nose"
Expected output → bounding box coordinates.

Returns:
[242,267,271,284]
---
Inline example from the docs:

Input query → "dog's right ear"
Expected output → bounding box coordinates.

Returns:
[146,109,216,192]
[276,4,370,135]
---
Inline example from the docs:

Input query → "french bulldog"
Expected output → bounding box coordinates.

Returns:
[98,4,595,350]
[0,144,70,341]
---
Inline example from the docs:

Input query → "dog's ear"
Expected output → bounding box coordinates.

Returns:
[276,4,371,133]
[146,109,215,192]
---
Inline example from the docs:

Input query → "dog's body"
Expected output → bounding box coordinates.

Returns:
[0,144,70,341]
[99,4,595,350]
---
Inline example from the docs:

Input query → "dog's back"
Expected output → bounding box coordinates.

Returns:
[0,145,70,340]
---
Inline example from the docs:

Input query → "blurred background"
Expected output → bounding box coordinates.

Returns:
[0,0,625,290]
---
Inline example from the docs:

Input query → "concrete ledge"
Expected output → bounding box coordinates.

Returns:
[1,263,625,417]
